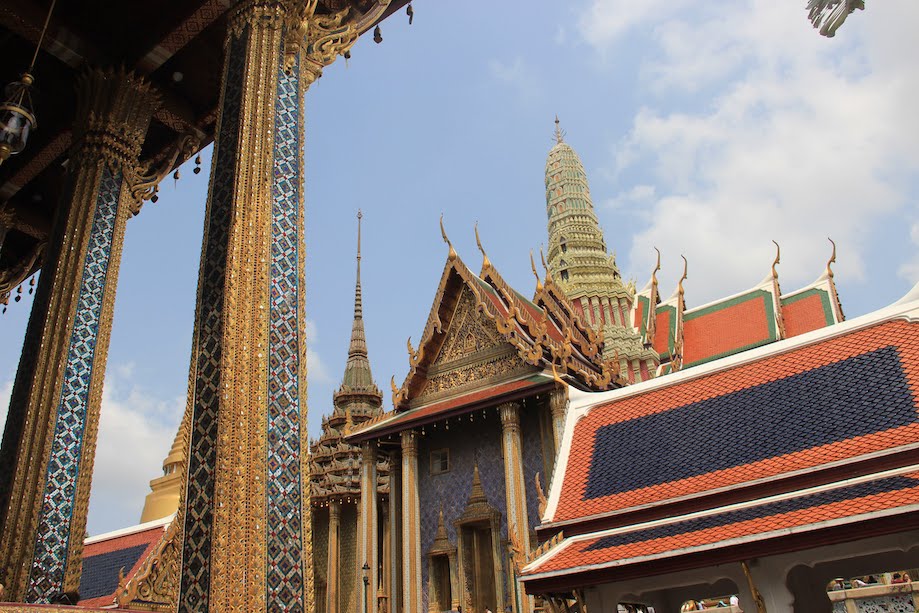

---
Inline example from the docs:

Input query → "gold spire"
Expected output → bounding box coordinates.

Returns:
[335,211,382,404]
[468,462,487,504]
[554,115,564,144]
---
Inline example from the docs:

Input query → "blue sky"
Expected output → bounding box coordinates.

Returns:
[2,0,918,535]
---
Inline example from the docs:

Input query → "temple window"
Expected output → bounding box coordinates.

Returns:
[430,448,450,475]
[561,270,569,282]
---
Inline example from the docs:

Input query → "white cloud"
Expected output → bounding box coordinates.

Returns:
[579,0,919,302]
[578,0,691,51]
[0,380,11,432]
[604,184,656,209]
[305,318,331,385]
[87,366,183,535]
[488,57,542,101]
[899,221,919,284]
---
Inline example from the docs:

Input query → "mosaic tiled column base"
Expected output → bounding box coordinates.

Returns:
[177,4,309,612]
[0,68,158,602]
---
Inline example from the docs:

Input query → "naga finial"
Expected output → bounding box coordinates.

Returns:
[771,240,781,279]
[530,250,543,292]
[678,254,688,297]
[554,115,564,144]
[474,222,491,269]
[826,237,837,279]
[440,214,456,261]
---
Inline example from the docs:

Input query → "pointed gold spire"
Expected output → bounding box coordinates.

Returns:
[468,462,487,504]
[334,211,382,406]
[554,115,564,144]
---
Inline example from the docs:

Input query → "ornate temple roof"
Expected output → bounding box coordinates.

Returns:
[350,227,624,443]
[521,283,919,592]
[633,241,846,373]
[310,212,387,505]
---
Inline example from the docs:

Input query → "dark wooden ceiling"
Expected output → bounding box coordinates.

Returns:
[0,0,408,302]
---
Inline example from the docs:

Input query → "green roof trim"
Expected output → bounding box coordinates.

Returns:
[656,303,677,357]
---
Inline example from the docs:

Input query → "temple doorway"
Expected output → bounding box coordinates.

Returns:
[462,522,497,613]
[431,554,452,611]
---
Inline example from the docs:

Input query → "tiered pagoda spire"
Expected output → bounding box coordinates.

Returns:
[311,211,387,505]
[544,118,658,381]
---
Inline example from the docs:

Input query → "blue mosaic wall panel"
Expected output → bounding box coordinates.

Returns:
[417,413,508,612]
[26,165,124,602]
[266,50,306,612]
[179,30,247,613]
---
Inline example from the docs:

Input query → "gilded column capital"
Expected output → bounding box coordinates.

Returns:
[361,441,376,464]
[401,430,418,457]
[498,401,522,431]
[549,387,568,420]
[71,68,160,170]
[227,0,290,40]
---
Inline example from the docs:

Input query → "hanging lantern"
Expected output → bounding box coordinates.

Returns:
[0,74,36,165]
[0,0,57,166]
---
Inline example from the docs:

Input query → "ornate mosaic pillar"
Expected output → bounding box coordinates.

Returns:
[388,451,402,613]
[327,501,340,613]
[499,401,532,613]
[176,2,309,611]
[401,431,421,613]
[0,68,158,603]
[359,443,379,613]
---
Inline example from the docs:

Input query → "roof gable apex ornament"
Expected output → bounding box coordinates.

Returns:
[474,221,491,271]
[439,213,457,261]
[530,250,544,293]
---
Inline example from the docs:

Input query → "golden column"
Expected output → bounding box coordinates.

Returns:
[176,1,389,610]
[388,451,402,613]
[327,501,341,613]
[0,68,159,603]
[177,2,304,611]
[499,401,533,613]
[360,442,379,613]
[400,431,422,612]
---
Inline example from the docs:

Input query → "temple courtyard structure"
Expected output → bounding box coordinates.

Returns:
[0,1,916,613]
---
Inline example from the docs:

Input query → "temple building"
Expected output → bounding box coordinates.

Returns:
[309,212,391,613]
[521,283,919,613]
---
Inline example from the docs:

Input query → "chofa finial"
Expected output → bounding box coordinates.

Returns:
[771,240,781,279]
[826,237,837,278]
[530,250,543,292]
[651,247,661,285]
[678,254,688,296]
[440,214,457,261]
[474,222,491,269]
